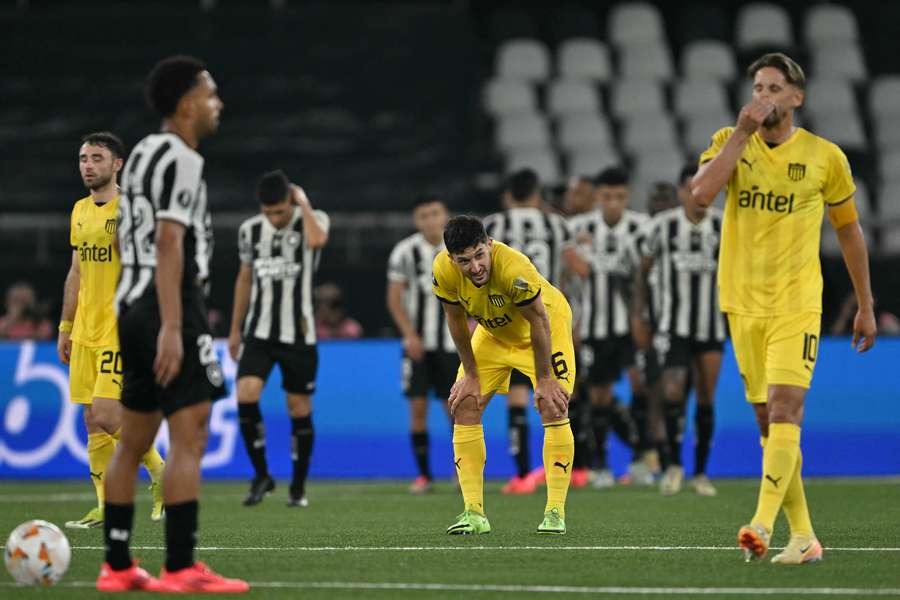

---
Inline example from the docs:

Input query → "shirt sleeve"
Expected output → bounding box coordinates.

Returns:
[640,219,661,258]
[237,223,253,264]
[503,253,542,306]
[431,252,459,304]
[823,144,857,206]
[699,127,734,166]
[312,209,331,234]
[387,242,409,283]
[156,152,203,226]
[69,202,79,249]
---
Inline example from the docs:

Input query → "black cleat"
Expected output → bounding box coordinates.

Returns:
[242,476,275,506]
[286,493,309,508]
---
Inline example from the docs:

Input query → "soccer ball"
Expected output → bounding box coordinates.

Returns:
[4,520,71,586]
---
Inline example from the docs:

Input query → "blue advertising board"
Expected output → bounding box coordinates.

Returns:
[1,339,898,480]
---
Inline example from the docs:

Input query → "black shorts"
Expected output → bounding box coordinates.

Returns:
[509,369,532,388]
[654,333,725,370]
[403,351,457,400]
[634,346,662,386]
[580,336,635,385]
[237,337,318,395]
[118,294,227,417]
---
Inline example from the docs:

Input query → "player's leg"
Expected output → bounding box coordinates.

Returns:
[658,364,688,495]
[690,347,723,496]
[236,338,276,506]
[624,364,653,485]
[285,392,313,506]
[609,339,640,463]
[501,375,536,495]
[588,381,616,487]
[405,353,433,493]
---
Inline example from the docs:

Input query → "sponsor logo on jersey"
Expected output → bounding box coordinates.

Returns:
[473,313,513,330]
[737,186,795,214]
[787,163,806,181]
[78,242,114,263]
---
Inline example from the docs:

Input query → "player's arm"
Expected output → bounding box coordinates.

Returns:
[692,100,774,206]
[291,184,328,249]
[56,250,80,364]
[519,294,569,419]
[154,219,186,386]
[829,200,876,352]
[631,255,654,351]
[227,263,253,361]
[387,280,424,362]
[563,245,590,278]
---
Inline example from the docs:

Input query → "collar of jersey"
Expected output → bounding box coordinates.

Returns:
[754,126,803,153]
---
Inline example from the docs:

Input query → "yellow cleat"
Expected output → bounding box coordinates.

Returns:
[771,535,823,565]
[150,481,164,522]
[738,523,770,561]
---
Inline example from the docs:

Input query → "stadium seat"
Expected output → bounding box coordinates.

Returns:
[557,38,612,82]
[874,120,900,153]
[567,147,622,180]
[495,112,551,151]
[557,112,615,152]
[621,114,679,154]
[681,40,737,82]
[804,78,858,116]
[877,151,900,184]
[610,80,666,119]
[810,111,867,151]
[811,44,867,82]
[853,179,872,222]
[507,148,561,182]
[869,76,900,120]
[483,78,538,116]
[683,112,735,157]
[608,2,666,48]
[496,39,552,82]
[619,44,675,81]
[804,4,859,49]
[880,224,900,254]
[547,80,601,117]
[820,224,842,257]
[673,79,730,119]
[877,182,900,221]
[735,3,794,50]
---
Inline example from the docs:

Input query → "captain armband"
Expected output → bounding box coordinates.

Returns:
[827,196,859,230]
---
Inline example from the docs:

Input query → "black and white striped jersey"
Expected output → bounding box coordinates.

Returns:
[640,207,726,342]
[570,209,648,341]
[387,233,455,353]
[483,207,571,286]
[115,133,210,312]
[238,206,330,346]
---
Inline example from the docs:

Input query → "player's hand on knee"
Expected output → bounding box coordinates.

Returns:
[535,377,569,420]
[448,375,481,416]
[154,324,184,387]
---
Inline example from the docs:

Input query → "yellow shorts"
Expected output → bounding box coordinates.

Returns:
[69,342,123,404]
[457,304,576,396]
[727,312,821,404]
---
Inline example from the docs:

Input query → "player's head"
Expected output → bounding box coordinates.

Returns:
[678,164,707,219]
[594,166,629,224]
[502,168,541,209]
[78,131,125,191]
[563,176,594,215]
[647,181,678,216]
[747,52,805,129]
[412,193,448,243]
[444,215,493,287]
[257,169,294,229]
[146,55,223,138]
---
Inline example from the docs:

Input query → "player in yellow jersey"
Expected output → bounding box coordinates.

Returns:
[692,53,877,564]
[433,216,575,535]
[57,132,165,529]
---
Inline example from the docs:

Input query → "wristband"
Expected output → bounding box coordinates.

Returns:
[59,320,73,333]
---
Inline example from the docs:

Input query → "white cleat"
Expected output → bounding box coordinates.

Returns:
[690,474,717,496]
[659,465,684,496]
[591,469,615,490]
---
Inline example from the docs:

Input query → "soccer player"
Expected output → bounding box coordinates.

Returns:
[567,167,650,489]
[434,216,575,535]
[633,166,726,497]
[692,53,876,564]
[57,133,166,530]
[483,169,571,495]
[386,194,455,493]
[228,170,329,508]
[96,56,247,592]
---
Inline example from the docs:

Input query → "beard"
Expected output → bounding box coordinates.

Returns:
[762,107,782,129]
[84,174,112,190]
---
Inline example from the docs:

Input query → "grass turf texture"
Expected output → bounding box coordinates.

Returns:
[1,479,899,598]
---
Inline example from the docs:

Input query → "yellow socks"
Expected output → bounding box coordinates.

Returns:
[453,424,486,514]
[752,423,801,532]
[142,446,166,483]
[782,449,814,537]
[543,419,574,518]
[87,432,116,507]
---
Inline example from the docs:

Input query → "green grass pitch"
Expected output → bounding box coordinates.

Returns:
[1,479,899,598]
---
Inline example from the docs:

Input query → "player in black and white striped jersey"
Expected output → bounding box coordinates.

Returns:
[483,169,572,495]
[227,170,329,509]
[567,166,652,489]
[633,165,726,497]
[386,194,456,494]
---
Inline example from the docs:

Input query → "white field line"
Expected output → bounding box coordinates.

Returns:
[70,544,900,552]
[1,580,900,595]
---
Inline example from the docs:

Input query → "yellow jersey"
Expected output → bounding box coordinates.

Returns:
[432,240,568,347]
[69,195,120,347]
[699,127,855,316]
